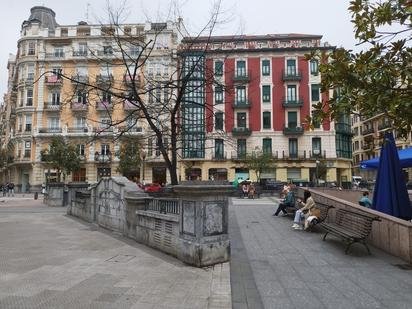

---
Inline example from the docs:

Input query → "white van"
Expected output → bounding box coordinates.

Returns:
[352,176,362,187]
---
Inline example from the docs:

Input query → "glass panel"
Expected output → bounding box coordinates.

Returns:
[237,112,247,128]
[237,139,246,158]
[286,59,296,75]
[262,85,271,102]
[310,60,318,74]
[215,61,223,76]
[236,61,246,76]
[215,139,224,158]
[236,87,246,102]
[312,138,321,156]
[215,86,223,103]
[263,138,272,155]
[215,113,223,130]
[287,85,297,101]
[311,84,320,101]
[289,139,298,157]
[288,112,297,128]
[262,60,270,76]
[263,112,271,129]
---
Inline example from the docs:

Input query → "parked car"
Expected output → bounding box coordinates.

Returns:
[260,179,284,191]
[144,183,162,193]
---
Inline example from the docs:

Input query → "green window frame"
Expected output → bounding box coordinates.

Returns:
[236,60,246,77]
[287,85,297,102]
[287,111,297,128]
[311,84,320,102]
[237,112,247,128]
[215,61,223,76]
[262,85,271,103]
[237,139,246,158]
[286,59,296,75]
[312,137,322,157]
[262,60,270,76]
[312,111,321,129]
[215,112,223,131]
[263,111,271,129]
[215,86,223,104]
[289,138,298,158]
[310,60,319,75]
[215,139,224,159]
[263,138,272,155]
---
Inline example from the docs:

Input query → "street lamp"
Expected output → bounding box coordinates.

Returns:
[140,150,146,184]
[315,160,320,187]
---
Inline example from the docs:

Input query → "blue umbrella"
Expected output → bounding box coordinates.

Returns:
[372,132,412,220]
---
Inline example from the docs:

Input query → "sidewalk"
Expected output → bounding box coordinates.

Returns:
[230,196,412,309]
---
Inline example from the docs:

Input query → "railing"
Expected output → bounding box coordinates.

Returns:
[72,50,88,57]
[212,152,227,160]
[282,70,302,81]
[71,75,89,84]
[43,102,61,111]
[362,127,375,135]
[45,52,65,59]
[231,152,247,161]
[96,74,114,84]
[282,97,304,107]
[232,71,250,82]
[38,127,62,133]
[123,100,138,110]
[123,74,141,85]
[94,127,114,133]
[96,101,113,110]
[96,50,115,57]
[95,153,112,163]
[283,126,304,135]
[145,198,180,215]
[71,102,88,111]
[44,76,63,85]
[378,122,391,130]
[232,100,251,109]
[232,127,251,136]
[67,127,89,133]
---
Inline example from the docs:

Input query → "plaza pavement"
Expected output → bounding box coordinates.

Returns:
[0,197,231,309]
[230,196,412,309]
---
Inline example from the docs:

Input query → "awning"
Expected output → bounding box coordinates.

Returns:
[360,146,412,169]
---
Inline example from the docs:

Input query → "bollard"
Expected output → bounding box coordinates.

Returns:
[34,192,38,200]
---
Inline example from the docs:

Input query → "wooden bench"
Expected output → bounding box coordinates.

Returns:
[308,204,334,226]
[319,208,380,254]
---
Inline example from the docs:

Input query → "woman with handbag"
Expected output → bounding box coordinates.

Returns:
[292,190,318,230]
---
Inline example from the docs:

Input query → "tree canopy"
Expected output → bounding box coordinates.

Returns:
[243,150,275,183]
[310,0,412,138]
[117,139,141,179]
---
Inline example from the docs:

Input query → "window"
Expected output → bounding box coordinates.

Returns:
[17,115,22,132]
[24,141,31,158]
[215,112,223,130]
[130,46,140,56]
[28,41,35,55]
[311,84,320,102]
[77,144,85,156]
[262,85,271,103]
[78,43,88,56]
[76,117,87,128]
[103,46,113,55]
[310,60,319,75]
[312,111,321,129]
[287,85,297,101]
[286,59,296,75]
[215,86,223,104]
[237,112,247,128]
[287,111,297,128]
[48,117,60,129]
[54,47,64,57]
[215,61,223,76]
[263,138,272,155]
[215,139,224,159]
[102,92,111,103]
[51,92,60,105]
[25,114,32,132]
[147,138,153,157]
[19,90,24,106]
[237,139,246,158]
[52,68,62,77]
[76,66,87,76]
[289,138,298,158]
[27,64,34,80]
[287,168,301,180]
[236,86,246,103]
[77,90,87,104]
[236,60,246,77]
[26,89,33,106]
[312,137,322,157]
[72,168,86,182]
[101,144,110,155]
[262,60,270,76]
[263,112,271,129]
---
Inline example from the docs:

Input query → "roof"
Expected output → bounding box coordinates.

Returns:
[182,33,323,43]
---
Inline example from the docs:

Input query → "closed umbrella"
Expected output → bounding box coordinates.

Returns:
[372,132,412,220]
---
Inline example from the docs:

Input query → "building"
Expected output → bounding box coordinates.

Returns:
[179,34,353,185]
[352,113,412,180]
[0,6,180,191]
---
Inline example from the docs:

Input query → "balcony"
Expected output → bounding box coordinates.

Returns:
[70,102,88,112]
[44,75,62,86]
[363,143,373,150]
[67,127,89,134]
[362,127,375,136]
[309,150,327,159]
[72,50,88,57]
[123,74,141,87]
[38,127,62,134]
[232,127,251,136]
[232,71,250,83]
[282,70,302,81]
[96,50,115,58]
[17,78,34,88]
[95,153,112,163]
[123,100,138,110]
[231,152,247,161]
[71,75,89,84]
[378,121,391,131]
[335,123,352,135]
[43,102,61,111]
[212,152,227,161]
[96,74,114,85]
[94,126,114,134]
[96,101,113,111]
[283,126,304,135]
[232,100,251,109]
[45,52,65,59]
[282,97,304,107]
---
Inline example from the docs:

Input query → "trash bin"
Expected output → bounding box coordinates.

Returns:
[34,192,38,200]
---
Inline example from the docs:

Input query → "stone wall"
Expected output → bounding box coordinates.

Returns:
[46,183,64,207]
[298,187,412,264]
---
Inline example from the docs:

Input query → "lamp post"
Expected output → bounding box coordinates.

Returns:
[315,160,320,187]
[140,150,146,184]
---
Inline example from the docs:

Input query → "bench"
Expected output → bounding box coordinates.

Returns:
[307,204,334,226]
[319,208,380,254]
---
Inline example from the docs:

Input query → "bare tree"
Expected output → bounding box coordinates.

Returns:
[39,0,236,185]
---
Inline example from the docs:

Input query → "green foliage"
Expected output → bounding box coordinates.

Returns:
[117,139,141,179]
[41,136,81,182]
[243,150,275,182]
[308,0,412,138]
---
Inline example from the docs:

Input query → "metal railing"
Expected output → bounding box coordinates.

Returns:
[38,127,62,133]
[282,70,302,81]
[145,198,180,215]
[282,96,304,107]
[232,100,251,108]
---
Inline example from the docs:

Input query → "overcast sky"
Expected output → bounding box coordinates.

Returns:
[0,0,357,99]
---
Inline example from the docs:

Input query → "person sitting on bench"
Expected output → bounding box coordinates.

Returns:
[273,187,294,216]
[292,190,317,230]
[359,191,372,208]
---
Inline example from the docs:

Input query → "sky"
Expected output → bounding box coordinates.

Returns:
[0,0,358,99]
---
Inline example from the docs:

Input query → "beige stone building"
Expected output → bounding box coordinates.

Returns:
[0,6,180,192]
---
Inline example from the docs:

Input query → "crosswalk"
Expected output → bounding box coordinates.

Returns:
[231,196,280,206]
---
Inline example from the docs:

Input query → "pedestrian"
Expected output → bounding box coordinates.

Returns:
[359,191,372,208]
[8,183,14,197]
[4,182,9,197]
[293,190,319,230]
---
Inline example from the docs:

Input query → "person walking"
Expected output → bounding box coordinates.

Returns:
[8,183,14,197]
